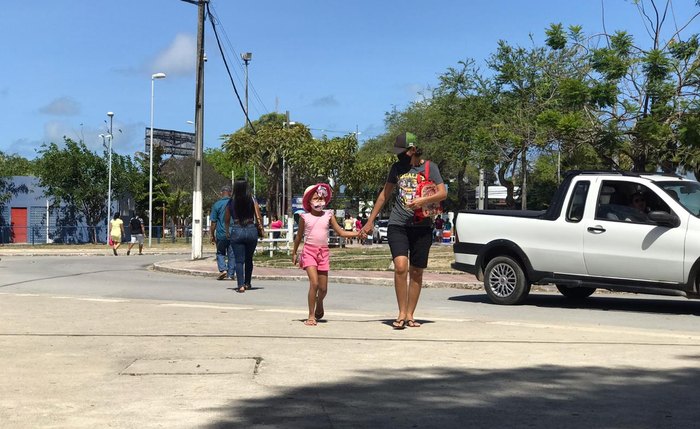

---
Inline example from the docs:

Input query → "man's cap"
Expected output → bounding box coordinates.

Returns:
[220,185,232,193]
[393,132,417,154]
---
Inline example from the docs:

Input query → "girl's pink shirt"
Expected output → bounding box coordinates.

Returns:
[300,210,333,247]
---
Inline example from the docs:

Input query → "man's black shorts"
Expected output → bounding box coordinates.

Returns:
[386,224,433,269]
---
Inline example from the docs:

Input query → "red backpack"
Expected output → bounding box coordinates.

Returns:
[414,161,442,222]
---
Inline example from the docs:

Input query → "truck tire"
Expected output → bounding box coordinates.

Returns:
[484,256,531,305]
[556,285,596,300]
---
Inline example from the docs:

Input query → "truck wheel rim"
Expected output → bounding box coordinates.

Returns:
[489,263,517,297]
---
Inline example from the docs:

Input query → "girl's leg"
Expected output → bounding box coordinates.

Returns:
[315,271,329,319]
[393,255,410,324]
[305,267,319,325]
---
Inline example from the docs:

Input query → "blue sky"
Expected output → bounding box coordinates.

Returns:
[1,0,697,160]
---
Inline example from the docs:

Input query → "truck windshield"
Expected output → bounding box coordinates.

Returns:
[656,181,700,217]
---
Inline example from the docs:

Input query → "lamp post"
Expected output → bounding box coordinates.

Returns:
[100,133,113,241]
[149,72,166,247]
[241,52,252,128]
[106,112,114,233]
[241,52,253,195]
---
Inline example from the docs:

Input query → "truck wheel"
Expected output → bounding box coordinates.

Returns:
[556,285,596,300]
[484,256,531,305]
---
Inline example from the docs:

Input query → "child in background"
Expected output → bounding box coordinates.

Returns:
[292,183,359,326]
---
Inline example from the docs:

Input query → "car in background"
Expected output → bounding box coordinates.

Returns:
[373,219,389,243]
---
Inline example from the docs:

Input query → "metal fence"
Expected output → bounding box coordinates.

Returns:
[0,225,193,245]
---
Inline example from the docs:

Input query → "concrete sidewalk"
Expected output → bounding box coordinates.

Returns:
[3,291,700,428]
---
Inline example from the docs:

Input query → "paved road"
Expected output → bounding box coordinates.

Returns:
[3,255,700,428]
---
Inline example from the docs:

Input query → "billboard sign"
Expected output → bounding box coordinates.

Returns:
[145,128,195,157]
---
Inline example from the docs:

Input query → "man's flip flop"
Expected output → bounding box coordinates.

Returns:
[304,318,317,326]
[406,320,421,328]
[392,319,406,330]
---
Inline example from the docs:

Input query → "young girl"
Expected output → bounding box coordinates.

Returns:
[292,183,358,326]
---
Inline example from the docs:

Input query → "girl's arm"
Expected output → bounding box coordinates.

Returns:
[120,222,125,235]
[362,182,394,235]
[291,216,305,265]
[331,214,358,238]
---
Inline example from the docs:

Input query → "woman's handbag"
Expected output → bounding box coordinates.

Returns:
[256,222,265,239]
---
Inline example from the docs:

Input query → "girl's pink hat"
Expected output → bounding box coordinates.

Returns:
[302,183,332,212]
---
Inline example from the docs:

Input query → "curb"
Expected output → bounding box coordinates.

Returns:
[152,260,484,290]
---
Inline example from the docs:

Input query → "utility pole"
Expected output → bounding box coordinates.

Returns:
[285,110,293,220]
[191,0,207,260]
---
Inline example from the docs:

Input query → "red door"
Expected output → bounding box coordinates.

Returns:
[11,207,28,243]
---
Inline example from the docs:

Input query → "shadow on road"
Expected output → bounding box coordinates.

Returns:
[448,292,700,316]
[205,365,700,428]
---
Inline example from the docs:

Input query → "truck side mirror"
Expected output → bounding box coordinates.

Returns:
[648,211,680,228]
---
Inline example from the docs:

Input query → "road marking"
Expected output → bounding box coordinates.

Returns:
[76,298,129,303]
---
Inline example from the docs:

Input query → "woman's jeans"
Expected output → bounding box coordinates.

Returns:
[230,224,258,287]
[215,237,234,277]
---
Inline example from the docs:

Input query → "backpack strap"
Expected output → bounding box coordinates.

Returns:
[424,161,430,179]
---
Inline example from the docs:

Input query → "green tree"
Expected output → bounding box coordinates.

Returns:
[223,113,315,217]
[0,151,33,216]
[34,138,109,243]
[569,0,700,173]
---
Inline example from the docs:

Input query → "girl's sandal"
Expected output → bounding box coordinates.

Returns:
[406,320,421,328]
[304,318,317,326]
[237,286,246,293]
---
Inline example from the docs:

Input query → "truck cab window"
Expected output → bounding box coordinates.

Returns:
[566,181,589,222]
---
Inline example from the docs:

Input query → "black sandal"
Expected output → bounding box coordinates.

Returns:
[406,320,421,328]
[237,286,246,293]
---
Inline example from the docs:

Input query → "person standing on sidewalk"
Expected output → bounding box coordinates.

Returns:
[361,132,447,329]
[108,213,125,256]
[126,213,146,255]
[210,185,234,280]
[225,180,262,292]
[292,183,359,326]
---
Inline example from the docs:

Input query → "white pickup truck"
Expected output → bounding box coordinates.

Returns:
[452,171,700,304]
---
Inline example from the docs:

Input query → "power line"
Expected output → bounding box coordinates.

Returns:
[205,2,257,134]
[208,4,269,118]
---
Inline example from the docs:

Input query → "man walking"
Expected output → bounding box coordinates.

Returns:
[210,185,234,280]
[127,213,145,255]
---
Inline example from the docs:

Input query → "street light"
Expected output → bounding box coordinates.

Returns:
[100,133,113,242]
[241,52,253,195]
[106,112,114,233]
[241,52,252,128]
[149,72,166,247]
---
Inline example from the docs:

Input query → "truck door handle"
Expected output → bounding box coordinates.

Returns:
[587,226,606,233]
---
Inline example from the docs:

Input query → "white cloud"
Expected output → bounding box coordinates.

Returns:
[149,33,196,77]
[39,97,81,116]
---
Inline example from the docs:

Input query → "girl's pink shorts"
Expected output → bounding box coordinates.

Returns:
[300,244,330,271]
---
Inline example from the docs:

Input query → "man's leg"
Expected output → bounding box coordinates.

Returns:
[393,255,410,323]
